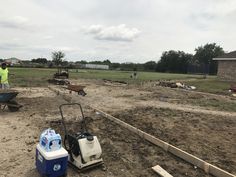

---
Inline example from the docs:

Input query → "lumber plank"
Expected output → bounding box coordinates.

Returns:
[152,165,173,177]
[209,164,236,177]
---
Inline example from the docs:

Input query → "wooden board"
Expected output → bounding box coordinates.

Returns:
[152,165,173,177]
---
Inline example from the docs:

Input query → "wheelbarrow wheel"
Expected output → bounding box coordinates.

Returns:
[7,100,20,112]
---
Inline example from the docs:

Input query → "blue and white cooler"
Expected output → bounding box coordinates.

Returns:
[36,129,68,177]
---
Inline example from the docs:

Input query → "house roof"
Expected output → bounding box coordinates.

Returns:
[5,57,21,61]
[213,51,236,61]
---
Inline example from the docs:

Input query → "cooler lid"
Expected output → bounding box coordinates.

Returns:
[37,144,68,160]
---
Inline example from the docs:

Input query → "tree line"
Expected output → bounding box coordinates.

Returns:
[155,43,224,74]
[28,42,224,75]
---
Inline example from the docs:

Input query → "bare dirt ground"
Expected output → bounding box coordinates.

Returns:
[0,79,235,177]
[113,107,236,174]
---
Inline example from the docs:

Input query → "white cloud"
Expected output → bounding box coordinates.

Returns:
[0,15,29,29]
[85,24,141,42]
[13,16,29,24]
[52,46,80,52]
[43,35,54,40]
[0,0,236,62]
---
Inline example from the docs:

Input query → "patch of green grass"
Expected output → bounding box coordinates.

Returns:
[8,67,235,96]
[185,78,235,94]
[184,97,236,112]
[10,67,206,87]
[69,69,207,82]
[203,100,236,112]
[9,68,56,87]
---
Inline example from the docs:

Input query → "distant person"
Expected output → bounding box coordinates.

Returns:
[133,72,137,79]
[130,72,138,79]
[0,63,10,89]
[133,68,138,79]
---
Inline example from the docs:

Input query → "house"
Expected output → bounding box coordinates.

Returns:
[4,57,21,66]
[213,51,236,81]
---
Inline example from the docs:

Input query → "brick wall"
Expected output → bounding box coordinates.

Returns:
[217,60,236,81]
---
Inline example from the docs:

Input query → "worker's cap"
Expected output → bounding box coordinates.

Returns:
[1,62,7,67]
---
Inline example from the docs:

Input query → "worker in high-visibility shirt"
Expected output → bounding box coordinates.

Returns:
[0,63,10,89]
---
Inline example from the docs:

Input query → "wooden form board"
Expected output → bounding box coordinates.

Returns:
[48,86,236,177]
[92,108,236,177]
[152,165,173,177]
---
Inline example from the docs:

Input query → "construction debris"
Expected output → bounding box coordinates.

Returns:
[48,78,70,85]
[229,85,236,97]
[48,67,70,85]
[229,85,236,92]
[53,67,69,79]
[157,81,196,90]
[103,79,128,86]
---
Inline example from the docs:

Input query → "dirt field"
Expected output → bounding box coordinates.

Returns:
[113,107,236,174]
[0,79,235,177]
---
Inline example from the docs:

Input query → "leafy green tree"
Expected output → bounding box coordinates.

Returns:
[143,61,157,71]
[156,50,193,73]
[52,51,65,66]
[110,63,120,69]
[103,60,111,65]
[31,58,48,64]
[194,43,224,74]
[76,60,87,64]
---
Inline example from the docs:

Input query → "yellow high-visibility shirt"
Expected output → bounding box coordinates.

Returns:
[0,68,9,84]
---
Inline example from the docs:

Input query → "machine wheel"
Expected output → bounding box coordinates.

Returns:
[7,100,20,112]
[78,90,86,96]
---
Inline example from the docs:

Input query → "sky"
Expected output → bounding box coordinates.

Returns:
[0,0,236,63]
